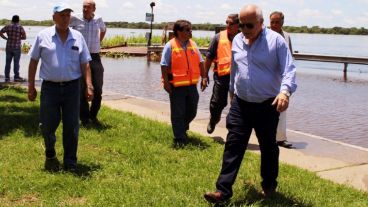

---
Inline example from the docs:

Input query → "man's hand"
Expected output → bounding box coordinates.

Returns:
[272,92,289,112]
[163,81,172,94]
[86,85,94,102]
[28,86,37,101]
[200,77,209,92]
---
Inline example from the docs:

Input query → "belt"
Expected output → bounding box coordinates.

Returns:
[43,78,79,86]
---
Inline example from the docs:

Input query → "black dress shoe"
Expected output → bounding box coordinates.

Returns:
[262,187,276,198]
[207,121,216,134]
[44,157,60,172]
[204,191,229,204]
[277,140,292,148]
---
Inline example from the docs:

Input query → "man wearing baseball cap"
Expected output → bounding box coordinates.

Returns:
[28,2,93,172]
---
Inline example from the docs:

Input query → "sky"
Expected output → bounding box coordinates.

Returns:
[0,0,367,28]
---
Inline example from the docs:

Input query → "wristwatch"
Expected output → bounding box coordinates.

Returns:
[281,90,291,97]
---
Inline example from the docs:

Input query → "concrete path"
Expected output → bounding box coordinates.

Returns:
[102,91,368,192]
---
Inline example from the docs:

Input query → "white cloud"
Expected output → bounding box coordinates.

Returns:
[331,9,342,16]
[0,0,19,7]
[122,2,135,9]
[220,3,231,10]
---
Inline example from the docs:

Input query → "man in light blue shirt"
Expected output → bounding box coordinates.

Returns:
[204,4,297,204]
[28,2,93,172]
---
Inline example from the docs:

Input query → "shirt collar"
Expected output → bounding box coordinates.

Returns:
[52,25,76,41]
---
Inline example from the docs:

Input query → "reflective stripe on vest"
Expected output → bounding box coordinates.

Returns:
[170,38,201,87]
[215,30,232,76]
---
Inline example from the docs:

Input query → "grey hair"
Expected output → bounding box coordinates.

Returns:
[228,13,239,24]
[83,0,96,6]
[270,11,284,24]
[254,6,264,21]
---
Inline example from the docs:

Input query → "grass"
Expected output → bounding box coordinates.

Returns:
[102,35,211,48]
[0,85,367,206]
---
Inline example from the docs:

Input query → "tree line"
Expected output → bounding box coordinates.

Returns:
[1,19,367,35]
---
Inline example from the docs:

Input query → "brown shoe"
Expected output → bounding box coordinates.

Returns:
[204,191,228,204]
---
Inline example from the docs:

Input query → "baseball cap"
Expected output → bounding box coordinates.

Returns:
[53,2,73,13]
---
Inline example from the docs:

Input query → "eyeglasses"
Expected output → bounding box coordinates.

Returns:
[239,22,255,29]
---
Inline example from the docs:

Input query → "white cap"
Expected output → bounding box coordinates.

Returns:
[53,2,73,13]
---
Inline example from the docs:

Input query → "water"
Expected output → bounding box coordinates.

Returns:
[0,27,367,149]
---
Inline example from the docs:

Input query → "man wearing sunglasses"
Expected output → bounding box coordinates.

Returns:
[204,14,239,134]
[270,11,294,148]
[204,4,297,203]
[160,20,208,147]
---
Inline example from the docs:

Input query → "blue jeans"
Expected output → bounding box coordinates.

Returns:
[215,96,280,198]
[5,48,21,79]
[40,79,80,167]
[169,85,199,140]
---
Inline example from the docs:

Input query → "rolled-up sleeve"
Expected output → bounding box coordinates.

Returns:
[278,38,297,93]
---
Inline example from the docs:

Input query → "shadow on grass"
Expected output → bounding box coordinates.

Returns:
[187,134,210,149]
[73,162,101,177]
[0,87,40,138]
[80,121,112,132]
[231,183,312,207]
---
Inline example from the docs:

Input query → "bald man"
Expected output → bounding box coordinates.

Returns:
[70,0,107,126]
[204,4,297,204]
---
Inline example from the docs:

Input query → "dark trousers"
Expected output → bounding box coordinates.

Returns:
[4,48,21,79]
[169,85,199,140]
[209,73,230,123]
[40,79,80,167]
[80,53,104,121]
[216,95,280,198]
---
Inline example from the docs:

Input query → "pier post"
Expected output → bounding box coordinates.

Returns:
[343,62,348,81]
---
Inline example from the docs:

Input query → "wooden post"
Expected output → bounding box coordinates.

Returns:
[343,62,348,81]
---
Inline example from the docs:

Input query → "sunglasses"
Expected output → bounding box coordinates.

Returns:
[239,22,255,29]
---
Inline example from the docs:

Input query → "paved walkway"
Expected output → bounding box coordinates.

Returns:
[101,91,368,192]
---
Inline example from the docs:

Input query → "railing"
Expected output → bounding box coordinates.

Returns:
[148,46,368,81]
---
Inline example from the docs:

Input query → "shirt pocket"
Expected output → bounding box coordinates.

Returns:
[68,48,80,63]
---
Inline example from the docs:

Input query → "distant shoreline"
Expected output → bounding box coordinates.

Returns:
[0,19,367,35]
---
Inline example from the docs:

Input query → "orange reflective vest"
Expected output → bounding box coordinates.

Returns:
[214,30,232,76]
[169,38,201,87]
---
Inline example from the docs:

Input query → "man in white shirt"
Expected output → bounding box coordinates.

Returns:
[70,0,107,126]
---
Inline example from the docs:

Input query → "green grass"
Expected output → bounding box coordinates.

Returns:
[0,86,367,206]
[102,35,211,48]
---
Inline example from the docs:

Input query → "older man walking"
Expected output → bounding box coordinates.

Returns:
[204,4,297,204]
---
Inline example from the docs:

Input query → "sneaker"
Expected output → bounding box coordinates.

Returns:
[14,77,26,82]
[44,157,61,172]
[277,140,293,148]
[4,78,10,82]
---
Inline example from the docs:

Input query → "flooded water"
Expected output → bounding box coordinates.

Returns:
[0,27,367,149]
[100,57,368,149]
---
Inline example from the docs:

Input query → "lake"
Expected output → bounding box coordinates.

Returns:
[0,26,367,149]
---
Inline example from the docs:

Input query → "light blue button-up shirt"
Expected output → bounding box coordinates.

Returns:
[160,39,204,67]
[29,26,91,82]
[230,27,297,103]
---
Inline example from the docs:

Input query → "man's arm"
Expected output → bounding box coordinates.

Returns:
[100,30,106,42]
[161,65,172,94]
[28,59,39,101]
[81,62,94,101]
[0,31,7,40]
[21,27,26,40]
